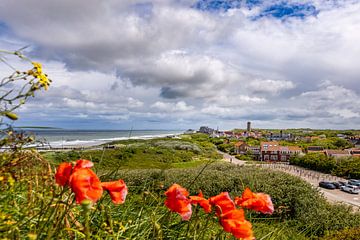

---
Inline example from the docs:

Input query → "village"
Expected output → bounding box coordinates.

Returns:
[193,122,360,162]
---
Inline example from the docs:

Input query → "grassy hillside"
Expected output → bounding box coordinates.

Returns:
[1,137,360,239]
[43,136,222,170]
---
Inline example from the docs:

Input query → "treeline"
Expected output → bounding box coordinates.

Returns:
[290,153,360,179]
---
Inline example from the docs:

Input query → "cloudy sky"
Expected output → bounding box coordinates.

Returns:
[0,0,359,130]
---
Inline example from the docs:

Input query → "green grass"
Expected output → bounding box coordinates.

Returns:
[43,137,222,170]
[1,137,360,239]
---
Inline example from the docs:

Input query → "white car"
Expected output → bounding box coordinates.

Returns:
[340,185,360,194]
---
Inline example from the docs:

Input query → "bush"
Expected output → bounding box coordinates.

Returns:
[290,153,360,178]
[320,227,360,240]
[116,163,360,237]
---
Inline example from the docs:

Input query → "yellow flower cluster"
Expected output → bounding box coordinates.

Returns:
[27,62,51,90]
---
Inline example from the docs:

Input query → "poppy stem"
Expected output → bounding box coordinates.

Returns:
[81,200,92,240]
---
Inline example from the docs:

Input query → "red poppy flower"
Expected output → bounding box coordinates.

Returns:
[55,162,73,186]
[69,168,103,204]
[165,184,192,220]
[235,188,274,214]
[190,191,211,213]
[220,209,254,240]
[209,192,235,216]
[74,159,94,170]
[101,180,128,204]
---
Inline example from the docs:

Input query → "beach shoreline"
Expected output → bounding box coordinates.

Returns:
[33,132,182,150]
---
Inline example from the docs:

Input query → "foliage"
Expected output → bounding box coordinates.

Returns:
[117,163,360,237]
[0,49,51,149]
[235,154,253,161]
[43,138,222,171]
[2,150,360,239]
[290,153,360,178]
[320,227,360,240]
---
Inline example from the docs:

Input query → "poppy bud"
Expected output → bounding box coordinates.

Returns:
[81,199,93,210]
[4,112,18,120]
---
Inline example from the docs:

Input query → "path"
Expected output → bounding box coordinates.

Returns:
[217,151,246,165]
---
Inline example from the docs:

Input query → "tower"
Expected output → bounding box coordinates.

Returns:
[247,121,251,132]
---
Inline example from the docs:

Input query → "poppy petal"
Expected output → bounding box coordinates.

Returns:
[209,192,235,216]
[190,192,211,213]
[69,168,103,204]
[101,180,128,204]
[165,184,192,220]
[74,159,94,170]
[235,188,274,215]
[220,209,254,240]
[55,162,73,186]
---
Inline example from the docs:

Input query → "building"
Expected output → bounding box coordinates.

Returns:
[247,146,261,160]
[266,130,294,141]
[247,122,251,132]
[355,140,360,149]
[234,141,249,154]
[260,141,302,161]
[324,150,351,159]
[198,126,214,134]
[348,148,360,157]
[306,146,324,153]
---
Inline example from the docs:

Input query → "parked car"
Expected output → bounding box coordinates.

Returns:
[338,181,347,186]
[348,179,360,187]
[331,182,344,189]
[349,179,360,182]
[340,185,360,194]
[319,181,336,189]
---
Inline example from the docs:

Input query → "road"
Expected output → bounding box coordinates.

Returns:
[218,151,360,209]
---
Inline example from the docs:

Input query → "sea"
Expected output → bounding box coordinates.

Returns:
[21,129,183,148]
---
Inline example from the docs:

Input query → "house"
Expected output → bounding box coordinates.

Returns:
[306,146,324,153]
[324,150,351,159]
[347,136,360,145]
[337,134,346,139]
[266,130,294,141]
[234,141,249,154]
[261,142,280,161]
[198,126,214,134]
[224,131,234,138]
[247,146,261,160]
[260,141,302,162]
[355,140,360,149]
[348,148,360,158]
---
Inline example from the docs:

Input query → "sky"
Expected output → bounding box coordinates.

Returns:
[0,0,360,130]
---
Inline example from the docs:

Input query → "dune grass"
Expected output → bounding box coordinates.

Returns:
[1,137,360,239]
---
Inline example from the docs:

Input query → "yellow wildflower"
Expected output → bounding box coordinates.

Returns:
[32,61,42,70]
[27,61,51,90]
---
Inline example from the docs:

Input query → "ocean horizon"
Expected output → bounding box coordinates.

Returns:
[23,129,184,148]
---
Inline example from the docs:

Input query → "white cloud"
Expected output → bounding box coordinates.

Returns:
[151,101,194,112]
[247,79,295,95]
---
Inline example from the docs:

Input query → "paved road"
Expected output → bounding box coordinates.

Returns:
[218,151,360,209]
[218,151,246,165]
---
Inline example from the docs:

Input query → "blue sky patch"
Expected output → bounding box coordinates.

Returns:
[194,0,242,11]
[193,0,319,20]
[257,2,319,19]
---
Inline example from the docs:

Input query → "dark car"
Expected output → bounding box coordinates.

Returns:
[338,181,347,186]
[331,182,343,189]
[319,181,336,189]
